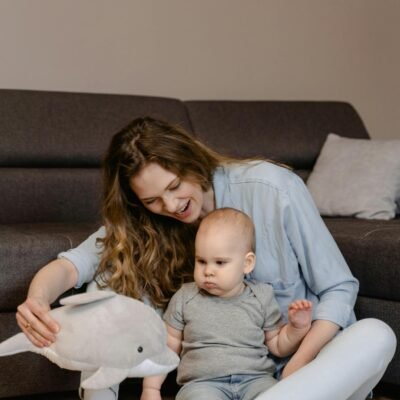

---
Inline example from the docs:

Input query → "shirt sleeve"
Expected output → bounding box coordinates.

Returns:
[163,287,185,331]
[57,226,105,288]
[284,173,359,328]
[262,284,283,331]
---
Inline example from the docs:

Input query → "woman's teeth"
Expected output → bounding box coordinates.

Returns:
[177,201,189,215]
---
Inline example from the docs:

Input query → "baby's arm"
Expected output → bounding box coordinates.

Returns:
[140,324,182,400]
[265,299,313,358]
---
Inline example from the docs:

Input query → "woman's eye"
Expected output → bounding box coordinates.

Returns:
[170,181,181,190]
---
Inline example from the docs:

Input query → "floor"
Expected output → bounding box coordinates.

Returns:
[373,382,400,400]
[2,381,399,399]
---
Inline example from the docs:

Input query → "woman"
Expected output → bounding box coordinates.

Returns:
[17,117,396,400]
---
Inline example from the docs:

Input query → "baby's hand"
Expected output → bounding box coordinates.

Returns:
[288,299,313,329]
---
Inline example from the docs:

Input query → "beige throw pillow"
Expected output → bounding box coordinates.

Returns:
[306,133,400,220]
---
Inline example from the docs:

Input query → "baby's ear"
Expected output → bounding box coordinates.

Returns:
[244,252,256,274]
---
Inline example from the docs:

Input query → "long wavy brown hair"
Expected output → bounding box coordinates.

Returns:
[95,117,225,309]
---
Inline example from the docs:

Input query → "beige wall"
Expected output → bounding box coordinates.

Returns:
[0,0,399,139]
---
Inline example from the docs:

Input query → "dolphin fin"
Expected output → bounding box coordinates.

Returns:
[81,367,129,390]
[60,290,116,306]
[0,333,35,356]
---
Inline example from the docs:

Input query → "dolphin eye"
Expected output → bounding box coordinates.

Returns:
[137,346,143,353]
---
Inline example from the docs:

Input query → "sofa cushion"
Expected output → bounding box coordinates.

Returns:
[307,134,400,220]
[0,223,98,310]
[0,168,103,224]
[0,90,192,167]
[355,296,400,385]
[324,217,400,301]
[185,101,369,169]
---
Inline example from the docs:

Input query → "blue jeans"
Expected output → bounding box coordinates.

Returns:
[176,374,277,400]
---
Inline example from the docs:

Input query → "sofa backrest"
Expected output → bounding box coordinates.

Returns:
[186,100,369,172]
[0,89,191,223]
[0,90,370,224]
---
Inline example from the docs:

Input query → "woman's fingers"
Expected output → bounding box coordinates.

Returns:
[16,298,59,347]
[16,312,49,347]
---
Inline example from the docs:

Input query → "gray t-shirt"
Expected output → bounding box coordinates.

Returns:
[164,280,282,385]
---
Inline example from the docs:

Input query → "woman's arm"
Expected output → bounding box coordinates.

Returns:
[16,258,78,347]
[279,174,358,376]
[284,173,359,327]
[281,319,339,378]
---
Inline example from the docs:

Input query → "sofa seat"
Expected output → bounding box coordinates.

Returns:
[324,217,400,301]
[0,90,398,397]
[324,217,400,385]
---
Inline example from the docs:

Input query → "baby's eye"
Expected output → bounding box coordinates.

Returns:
[216,260,226,266]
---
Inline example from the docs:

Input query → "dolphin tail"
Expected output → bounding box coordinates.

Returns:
[0,333,35,356]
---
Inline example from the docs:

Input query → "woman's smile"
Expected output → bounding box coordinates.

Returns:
[130,162,214,223]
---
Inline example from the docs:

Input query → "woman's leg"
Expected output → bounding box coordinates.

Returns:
[254,319,396,400]
[79,371,119,400]
[79,387,119,400]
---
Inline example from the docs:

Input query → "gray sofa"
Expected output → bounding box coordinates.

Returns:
[0,89,398,398]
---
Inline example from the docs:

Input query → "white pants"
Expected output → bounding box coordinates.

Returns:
[80,318,396,400]
[255,318,396,400]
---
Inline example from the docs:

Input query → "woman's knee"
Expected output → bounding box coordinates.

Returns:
[352,318,396,363]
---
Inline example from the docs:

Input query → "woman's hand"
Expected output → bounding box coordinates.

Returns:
[16,296,59,348]
[281,319,339,378]
[15,258,79,348]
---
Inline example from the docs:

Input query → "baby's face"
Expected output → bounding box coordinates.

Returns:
[193,224,254,298]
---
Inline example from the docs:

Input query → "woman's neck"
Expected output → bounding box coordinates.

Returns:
[200,187,216,218]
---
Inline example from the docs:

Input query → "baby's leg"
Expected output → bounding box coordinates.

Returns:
[176,379,231,400]
[254,319,396,400]
[239,374,277,400]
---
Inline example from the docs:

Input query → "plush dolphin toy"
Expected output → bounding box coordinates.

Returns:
[0,291,179,390]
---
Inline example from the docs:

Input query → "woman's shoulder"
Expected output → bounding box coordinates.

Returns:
[217,160,299,191]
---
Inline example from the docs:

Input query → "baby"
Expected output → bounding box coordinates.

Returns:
[141,207,313,400]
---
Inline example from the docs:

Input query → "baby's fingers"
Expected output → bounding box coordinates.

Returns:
[289,299,313,311]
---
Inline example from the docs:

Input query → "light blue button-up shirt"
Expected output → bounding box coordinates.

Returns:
[213,161,358,328]
[59,160,358,328]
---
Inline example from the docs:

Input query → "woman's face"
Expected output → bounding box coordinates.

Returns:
[129,162,214,223]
